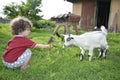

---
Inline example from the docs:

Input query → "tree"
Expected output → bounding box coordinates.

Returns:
[3,0,43,26]
[3,3,20,19]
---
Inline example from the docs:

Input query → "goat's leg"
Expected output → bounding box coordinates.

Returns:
[98,48,103,59]
[100,43,109,58]
[88,48,93,61]
[102,49,108,58]
[102,45,109,58]
[80,48,85,61]
[98,48,108,59]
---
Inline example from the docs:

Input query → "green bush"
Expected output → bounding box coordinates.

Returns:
[33,19,55,29]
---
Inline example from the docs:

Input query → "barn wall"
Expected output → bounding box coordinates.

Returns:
[72,2,82,30]
[72,1,95,30]
[80,0,95,30]
[70,0,120,32]
[109,0,120,32]
[73,2,82,16]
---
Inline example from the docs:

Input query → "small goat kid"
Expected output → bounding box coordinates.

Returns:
[63,26,108,61]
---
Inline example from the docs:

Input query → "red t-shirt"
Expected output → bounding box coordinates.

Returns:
[2,36,36,62]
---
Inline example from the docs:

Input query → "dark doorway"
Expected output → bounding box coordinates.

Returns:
[96,0,111,29]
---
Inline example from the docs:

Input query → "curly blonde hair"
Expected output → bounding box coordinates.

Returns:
[10,16,32,35]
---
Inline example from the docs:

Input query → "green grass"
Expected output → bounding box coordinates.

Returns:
[0,23,120,80]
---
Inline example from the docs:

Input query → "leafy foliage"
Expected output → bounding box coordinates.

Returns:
[35,20,55,28]
[3,0,43,27]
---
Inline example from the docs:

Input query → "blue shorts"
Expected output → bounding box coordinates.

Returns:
[2,49,32,69]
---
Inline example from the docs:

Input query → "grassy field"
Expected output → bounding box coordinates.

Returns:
[0,23,120,80]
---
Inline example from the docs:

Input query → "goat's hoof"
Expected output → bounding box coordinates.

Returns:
[98,55,102,59]
[88,55,92,61]
[102,56,106,59]
[98,56,106,60]
[80,54,83,61]
[98,56,102,59]
[89,59,92,61]
[80,59,83,61]
[80,56,83,61]
[98,58,102,60]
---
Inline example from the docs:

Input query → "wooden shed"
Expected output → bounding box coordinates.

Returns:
[66,0,120,32]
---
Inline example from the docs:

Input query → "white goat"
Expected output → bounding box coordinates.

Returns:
[63,26,109,61]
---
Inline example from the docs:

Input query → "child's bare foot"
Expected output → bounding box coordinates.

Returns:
[20,65,30,70]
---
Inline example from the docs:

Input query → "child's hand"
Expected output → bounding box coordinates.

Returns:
[35,44,53,49]
[47,45,53,49]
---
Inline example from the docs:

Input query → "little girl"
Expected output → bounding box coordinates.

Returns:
[1,16,53,70]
